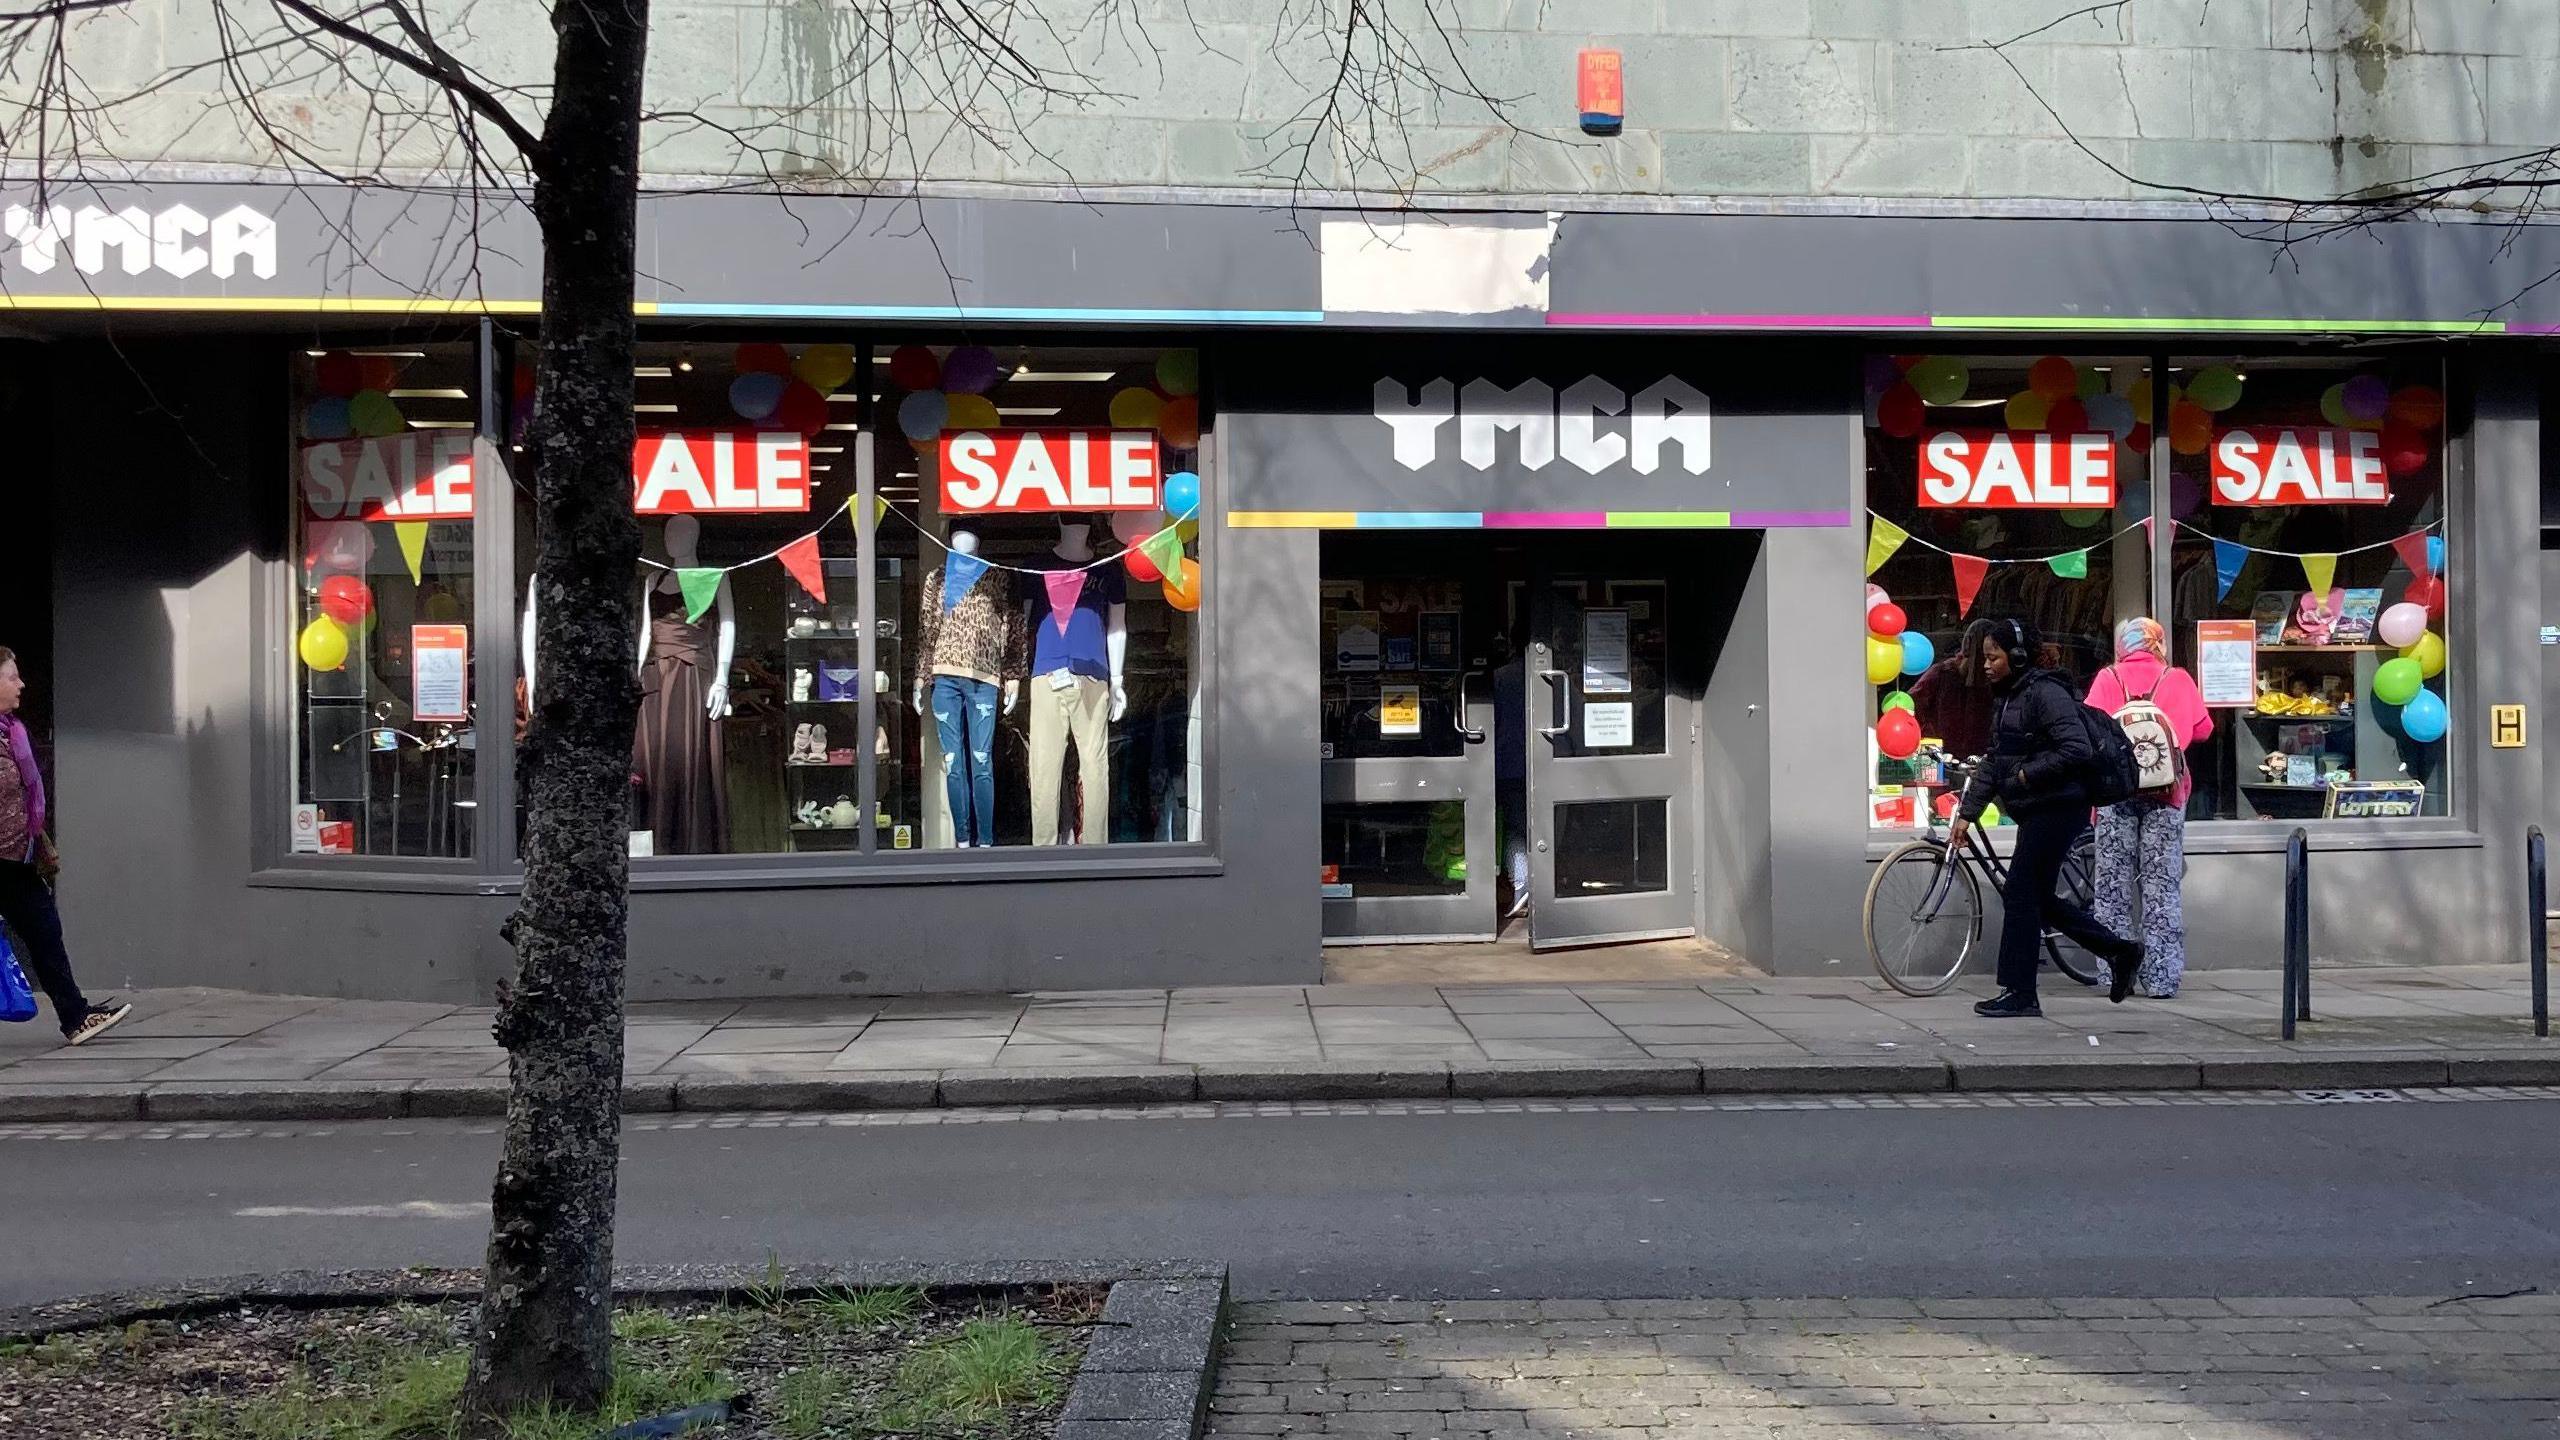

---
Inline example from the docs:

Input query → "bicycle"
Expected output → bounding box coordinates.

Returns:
[1863,754,2103,997]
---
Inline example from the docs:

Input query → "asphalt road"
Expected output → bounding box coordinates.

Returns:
[10,1095,2560,1307]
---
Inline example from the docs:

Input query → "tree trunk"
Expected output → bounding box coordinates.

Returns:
[463,0,651,1424]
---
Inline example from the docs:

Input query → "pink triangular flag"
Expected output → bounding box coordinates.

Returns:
[777,533,826,605]
[1043,570,1084,635]
[1950,554,1989,617]
[2389,531,2432,579]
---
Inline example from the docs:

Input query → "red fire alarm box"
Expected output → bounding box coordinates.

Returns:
[1578,49,1624,135]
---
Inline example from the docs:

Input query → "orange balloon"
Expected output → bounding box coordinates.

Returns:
[2167,401,2213,456]
[2387,384,2445,431]
[1157,396,1201,448]
[1162,557,1201,612]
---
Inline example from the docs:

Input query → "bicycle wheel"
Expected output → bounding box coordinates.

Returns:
[1866,839,1984,996]
[2045,829,2103,987]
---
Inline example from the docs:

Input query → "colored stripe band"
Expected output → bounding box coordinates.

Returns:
[0,295,548,314]
[1550,312,1929,329]
[1930,315,2505,334]
[1225,510,1849,529]
[651,302,1325,324]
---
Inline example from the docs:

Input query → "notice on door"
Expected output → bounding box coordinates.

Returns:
[1379,682,1422,737]
[1336,612,1382,671]
[1584,701,1634,748]
[1583,609,1631,694]
[411,624,470,722]
[2195,619,2257,707]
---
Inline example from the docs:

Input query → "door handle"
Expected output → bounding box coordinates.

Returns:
[1455,671,1487,742]
[1536,668,1573,738]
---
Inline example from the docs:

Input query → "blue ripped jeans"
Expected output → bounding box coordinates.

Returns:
[931,675,1000,846]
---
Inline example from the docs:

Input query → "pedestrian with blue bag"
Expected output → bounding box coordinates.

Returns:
[0,646,128,1044]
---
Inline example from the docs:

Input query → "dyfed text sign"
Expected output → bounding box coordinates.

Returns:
[1917,430,2118,508]
[940,429,1161,513]
[2210,427,2390,506]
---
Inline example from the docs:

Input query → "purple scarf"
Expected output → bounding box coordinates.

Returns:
[1,712,45,846]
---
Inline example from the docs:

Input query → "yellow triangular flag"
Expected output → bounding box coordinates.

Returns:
[2301,552,2337,597]
[1865,517,1909,577]
[394,521,430,584]
[873,496,890,530]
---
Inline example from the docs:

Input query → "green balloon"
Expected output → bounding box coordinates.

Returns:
[2187,364,2244,412]
[1882,691,1915,713]
[1908,356,1969,407]
[2373,657,2423,707]
[2075,367,2105,400]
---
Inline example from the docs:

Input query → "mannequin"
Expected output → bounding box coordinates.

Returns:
[1023,516,1126,845]
[629,514,735,853]
[912,528,1024,848]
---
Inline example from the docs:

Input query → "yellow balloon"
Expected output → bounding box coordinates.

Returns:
[1109,387,1164,430]
[2403,630,2446,679]
[2126,376,2153,416]
[793,343,857,393]
[944,392,1000,430]
[299,615,350,672]
[2002,390,2049,431]
[1865,635,1902,685]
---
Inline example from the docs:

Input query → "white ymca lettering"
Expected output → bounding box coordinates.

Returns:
[2210,427,2389,506]
[939,429,1162,513]
[1375,375,1711,475]
[3,202,276,280]
[1917,431,2118,509]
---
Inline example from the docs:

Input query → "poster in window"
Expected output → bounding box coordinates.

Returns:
[1418,611,1462,672]
[1583,609,1631,695]
[1584,701,1634,748]
[411,624,470,722]
[1379,682,1422,737]
[1335,611,1381,672]
[2195,619,2257,708]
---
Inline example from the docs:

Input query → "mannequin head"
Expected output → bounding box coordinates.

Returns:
[660,513,702,562]
[949,528,980,556]
[1054,515,1094,557]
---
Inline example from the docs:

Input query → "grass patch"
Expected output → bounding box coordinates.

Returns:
[875,1315,1066,1428]
[775,1364,855,1438]
[810,1284,925,1331]
[174,1348,468,1440]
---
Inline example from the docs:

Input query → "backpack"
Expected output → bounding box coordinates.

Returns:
[2105,664,2185,800]
[2074,689,2143,809]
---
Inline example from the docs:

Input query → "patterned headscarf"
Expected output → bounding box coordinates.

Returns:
[2116,616,2166,660]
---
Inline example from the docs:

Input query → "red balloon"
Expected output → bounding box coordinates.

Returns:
[2043,397,2089,434]
[2379,421,2431,477]
[1123,545,1164,583]
[1891,354,1925,372]
[314,352,362,398]
[318,574,373,625]
[1867,602,1908,638]
[1876,383,1925,439]
[2403,573,2446,622]
[734,342,791,375]
[887,344,941,392]
[356,355,401,393]
[2127,423,2153,454]
[1877,708,1922,760]
[774,380,829,436]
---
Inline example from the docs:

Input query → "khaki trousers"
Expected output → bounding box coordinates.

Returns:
[1029,672,1111,845]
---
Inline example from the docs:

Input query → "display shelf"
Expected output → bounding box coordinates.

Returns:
[2242,712,2353,723]
[2242,782,2340,792]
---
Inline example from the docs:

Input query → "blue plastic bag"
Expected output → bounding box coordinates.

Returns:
[0,929,36,1023]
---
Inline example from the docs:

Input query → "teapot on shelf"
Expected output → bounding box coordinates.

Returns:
[823,796,860,830]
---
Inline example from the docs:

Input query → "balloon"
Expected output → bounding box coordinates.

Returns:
[896,389,949,442]
[1882,691,1915,713]
[2168,401,2213,455]
[728,371,785,421]
[1865,583,1890,611]
[2426,535,2445,576]
[734,342,791,375]
[1861,354,1902,395]
[2379,421,2430,476]
[1865,636,1903,685]
[2075,366,2105,400]
[1876,383,1925,438]
[2342,374,2390,423]
[2044,397,2089,434]
[306,520,373,574]
[1877,708,1922,760]
[2185,365,2244,412]
[317,574,372,625]
[421,591,462,624]
[1866,602,1908,638]
[2127,422,2153,456]
[2002,390,2050,431]
[1123,543,1164,583]
[2372,656,2423,706]
[2085,393,2136,440]
[355,355,401,393]
[1157,396,1202,448]
[2127,374,2155,417]
[2402,630,2446,679]
[1899,631,1935,677]
[2388,385,2445,431]
[303,396,352,440]
[1163,470,1202,518]
[1908,357,1969,407]
[2028,356,2078,401]
[1112,510,1160,547]
[2062,508,2104,529]
[792,343,857,394]
[941,345,1000,395]
[2377,602,2428,649]
[944,393,1000,430]
[886,344,940,392]
[1162,558,1202,612]
[1109,387,1164,430]
[1176,516,1199,543]
[314,351,362,398]
[2404,573,2446,621]
[775,380,829,436]
[1155,349,1201,397]
[349,390,404,437]
[298,616,350,672]
[2399,688,2448,744]
[2319,383,2351,427]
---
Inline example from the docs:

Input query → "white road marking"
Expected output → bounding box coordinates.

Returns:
[233,1201,486,1220]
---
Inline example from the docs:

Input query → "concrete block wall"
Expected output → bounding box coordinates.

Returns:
[39,0,2560,208]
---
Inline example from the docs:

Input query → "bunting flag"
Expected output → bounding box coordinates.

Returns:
[2213,539,2247,601]
[2389,531,2432,579]
[941,551,988,611]
[1137,525,1187,582]
[1949,554,1989,617]
[393,521,430,585]
[1042,570,1084,634]
[676,567,724,623]
[2047,549,2089,580]
[874,496,891,530]
[2300,552,2338,597]
[777,533,826,605]
[1864,517,1909,576]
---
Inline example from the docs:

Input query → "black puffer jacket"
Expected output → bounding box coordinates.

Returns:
[1958,668,2093,821]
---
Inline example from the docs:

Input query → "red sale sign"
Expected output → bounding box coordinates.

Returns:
[2210,427,2390,506]
[300,432,476,521]
[939,429,1161,514]
[632,431,811,514]
[1917,431,2119,509]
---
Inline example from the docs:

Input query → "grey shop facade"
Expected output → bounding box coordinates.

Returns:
[4,179,2554,1002]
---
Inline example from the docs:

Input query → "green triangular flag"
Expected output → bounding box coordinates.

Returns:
[1136,524,1186,579]
[2047,549,2089,580]
[676,567,724,622]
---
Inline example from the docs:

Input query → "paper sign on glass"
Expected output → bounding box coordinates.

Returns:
[1917,430,2118,509]
[2194,619,2257,707]
[411,624,470,722]
[1584,701,1635,748]
[1582,609,1632,694]
[1379,682,1422,737]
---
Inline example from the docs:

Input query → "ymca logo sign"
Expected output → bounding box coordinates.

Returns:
[1374,376,1712,475]
[2,202,277,279]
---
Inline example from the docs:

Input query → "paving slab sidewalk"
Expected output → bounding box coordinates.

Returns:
[1,966,2553,1122]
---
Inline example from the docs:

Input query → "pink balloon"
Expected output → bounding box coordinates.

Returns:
[1111,510,1160,547]
[2377,601,2428,650]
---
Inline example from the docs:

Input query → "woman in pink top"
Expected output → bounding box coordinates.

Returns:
[2081,618,2214,998]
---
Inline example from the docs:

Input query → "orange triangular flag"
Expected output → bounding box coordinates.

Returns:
[1950,554,1989,617]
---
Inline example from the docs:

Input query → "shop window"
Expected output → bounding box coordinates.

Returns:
[873,343,1204,849]
[1861,355,2153,827]
[289,345,480,858]
[2167,358,2452,822]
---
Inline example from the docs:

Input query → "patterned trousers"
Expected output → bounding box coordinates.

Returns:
[2092,801,2187,997]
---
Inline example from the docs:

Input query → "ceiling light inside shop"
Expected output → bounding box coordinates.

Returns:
[1011,370,1117,383]
[811,445,845,453]
[390,387,469,399]
[996,406,1062,417]
[406,419,475,429]
[634,365,672,378]
[635,403,679,413]
[351,349,427,358]
[825,422,861,432]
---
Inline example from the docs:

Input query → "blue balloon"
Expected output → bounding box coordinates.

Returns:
[1163,470,1201,519]
[2400,688,2448,744]
[2426,535,2445,576]
[729,371,785,421]
[303,396,352,440]
[1899,630,1934,677]
[896,389,949,442]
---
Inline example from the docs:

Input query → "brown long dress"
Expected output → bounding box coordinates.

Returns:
[634,580,726,854]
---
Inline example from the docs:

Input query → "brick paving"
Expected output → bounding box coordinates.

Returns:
[1211,1296,2560,1438]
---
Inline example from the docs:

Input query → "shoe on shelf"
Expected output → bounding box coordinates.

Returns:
[65,1001,132,1047]
[2108,942,2146,1004]
[1972,990,2041,1018]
